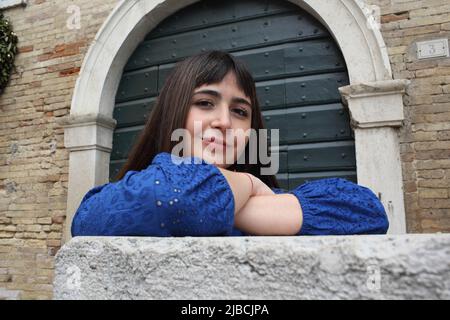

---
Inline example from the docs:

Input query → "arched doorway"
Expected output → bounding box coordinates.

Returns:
[62,0,408,240]
[110,0,353,190]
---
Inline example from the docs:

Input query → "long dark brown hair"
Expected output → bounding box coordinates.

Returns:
[113,50,280,188]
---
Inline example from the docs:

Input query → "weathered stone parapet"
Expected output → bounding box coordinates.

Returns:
[54,234,450,300]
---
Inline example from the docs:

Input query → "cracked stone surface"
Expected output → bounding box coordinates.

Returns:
[54,234,450,299]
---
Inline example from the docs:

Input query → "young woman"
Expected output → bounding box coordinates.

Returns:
[71,50,389,237]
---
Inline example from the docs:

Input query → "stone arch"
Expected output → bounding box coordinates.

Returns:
[60,0,409,242]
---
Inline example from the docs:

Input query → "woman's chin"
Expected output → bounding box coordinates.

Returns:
[201,149,234,168]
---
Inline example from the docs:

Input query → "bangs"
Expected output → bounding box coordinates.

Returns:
[193,51,256,110]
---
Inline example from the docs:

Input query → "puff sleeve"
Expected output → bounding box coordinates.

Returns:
[280,178,389,235]
[71,152,235,237]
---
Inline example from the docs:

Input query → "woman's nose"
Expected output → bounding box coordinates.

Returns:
[211,105,232,129]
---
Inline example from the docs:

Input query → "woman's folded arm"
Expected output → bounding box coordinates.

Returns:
[234,193,303,236]
[288,178,389,235]
[233,178,389,236]
[71,152,239,237]
[71,154,388,238]
[70,166,171,237]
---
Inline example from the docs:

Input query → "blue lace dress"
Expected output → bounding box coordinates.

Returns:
[71,152,389,237]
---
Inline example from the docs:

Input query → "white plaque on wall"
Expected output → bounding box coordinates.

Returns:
[417,38,450,59]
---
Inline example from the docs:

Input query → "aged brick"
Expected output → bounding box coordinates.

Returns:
[407,59,439,71]
[3,225,17,232]
[400,12,450,28]
[0,246,12,253]
[421,218,450,231]
[381,12,410,23]
[59,67,81,77]
[20,291,52,300]
[11,218,36,225]
[412,122,450,132]
[401,152,414,162]
[415,149,450,160]
[412,103,450,114]
[405,94,433,106]
[419,198,450,208]
[417,179,450,188]
[413,141,450,151]
[418,208,450,219]
[417,169,446,179]
[433,94,450,104]
[24,225,42,232]
[50,224,62,232]
[36,217,52,225]
[0,274,12,282]
[415,68,436,77]
[51,215,65,224]
[437,130,450,140]
[404,180,417,192]
[47,232,62,239]
[0,232,14,238]
[18,45,34,53]
[411,131,438,141]
[36,268,54,277]
[46,239,61,247]
[418,188,448,199]
[409,4,450,18]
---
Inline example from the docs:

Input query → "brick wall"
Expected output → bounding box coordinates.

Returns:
[367,0,450,233]
[0,0,117,300]
[0,0,449,299]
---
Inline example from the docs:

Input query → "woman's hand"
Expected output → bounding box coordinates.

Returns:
[246,173,275,196]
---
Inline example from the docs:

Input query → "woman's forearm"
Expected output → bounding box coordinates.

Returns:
[217,168,253,215]
[234,194,303,236]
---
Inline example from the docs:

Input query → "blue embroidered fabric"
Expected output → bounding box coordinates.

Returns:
[71,152,389,237]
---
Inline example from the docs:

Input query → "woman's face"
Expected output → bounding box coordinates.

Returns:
[184,71,253,168]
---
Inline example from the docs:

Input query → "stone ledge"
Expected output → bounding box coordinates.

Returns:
[53,234,450,300]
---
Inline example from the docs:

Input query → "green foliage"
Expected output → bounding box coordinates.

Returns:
[0,11,18,95]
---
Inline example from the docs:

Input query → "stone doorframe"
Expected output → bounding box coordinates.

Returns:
[58,0,410,243]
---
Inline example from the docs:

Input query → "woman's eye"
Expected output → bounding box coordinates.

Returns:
[196,100,214,108]
[195,101,248,118]
[234,108,248,118]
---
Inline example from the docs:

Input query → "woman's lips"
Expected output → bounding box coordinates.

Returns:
[202,138,227,149]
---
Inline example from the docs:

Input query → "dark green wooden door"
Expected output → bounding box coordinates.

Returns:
[110,0,355,189]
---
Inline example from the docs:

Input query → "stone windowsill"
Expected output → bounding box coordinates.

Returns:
[54,234,450,299]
